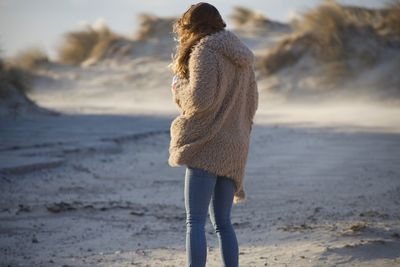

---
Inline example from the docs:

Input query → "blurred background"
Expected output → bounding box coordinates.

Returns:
[0,0,386,58]
[1,0,399,120]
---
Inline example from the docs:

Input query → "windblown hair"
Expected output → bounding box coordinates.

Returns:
[171,2,226,78]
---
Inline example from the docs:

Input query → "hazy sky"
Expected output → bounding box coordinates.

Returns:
[0,0,387,59]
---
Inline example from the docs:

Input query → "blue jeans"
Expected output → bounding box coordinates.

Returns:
[184,166,239,267]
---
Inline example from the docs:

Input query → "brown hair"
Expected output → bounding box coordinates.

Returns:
[171,2,226,78]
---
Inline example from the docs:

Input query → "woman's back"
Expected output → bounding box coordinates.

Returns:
[169,29,258,204]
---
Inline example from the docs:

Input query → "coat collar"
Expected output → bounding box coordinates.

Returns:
[196,29,254,67]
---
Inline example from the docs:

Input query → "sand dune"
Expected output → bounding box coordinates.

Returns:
[258,1,400,101]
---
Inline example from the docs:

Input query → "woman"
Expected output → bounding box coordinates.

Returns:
[168,2,258,266]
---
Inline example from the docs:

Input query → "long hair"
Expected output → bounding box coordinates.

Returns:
[171,2,226,78]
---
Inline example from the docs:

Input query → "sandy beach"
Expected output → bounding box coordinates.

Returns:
[1,101,400,266]
[1,2,400,266]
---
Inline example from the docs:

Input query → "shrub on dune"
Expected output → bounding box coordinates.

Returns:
[260,33,313,74]
[0,55,57,116]
[297,1,351,61]
[10,46,49,70]
[377,1,400,39]
[0,58,32,99]
[57,23,121,65]
[135,13,175,41]
[230,6,269,28]
[56,15,176,66]
[230,6,290,34]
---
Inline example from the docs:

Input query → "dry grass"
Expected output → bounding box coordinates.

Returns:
[230,6,290,34]
[55,14,176,66]
[296,0,352,61]
[260,0,400,78]
[0,58,32,99]
[230,6,269,28]
[57,23,120,65]
[377,1,400,38]
[10,47,49,70]
[260,33,313,74]
[135,13,175,41]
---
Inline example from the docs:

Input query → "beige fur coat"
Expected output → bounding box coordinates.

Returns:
[168,29,258,204]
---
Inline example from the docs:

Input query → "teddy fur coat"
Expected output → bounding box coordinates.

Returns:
[168,29,258,204]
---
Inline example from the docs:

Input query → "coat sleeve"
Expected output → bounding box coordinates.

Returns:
[171,77,186,110]
[173,46,218,114]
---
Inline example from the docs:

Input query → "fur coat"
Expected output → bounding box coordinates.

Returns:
[168,29,258,204]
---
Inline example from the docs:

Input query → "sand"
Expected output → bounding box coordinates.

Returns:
[1,107,400,266]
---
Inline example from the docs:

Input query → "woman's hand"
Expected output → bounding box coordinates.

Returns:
[171,75,179,93]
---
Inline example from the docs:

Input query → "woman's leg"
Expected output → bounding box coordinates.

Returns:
[208,176,239,267]
[184,166,217,267]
